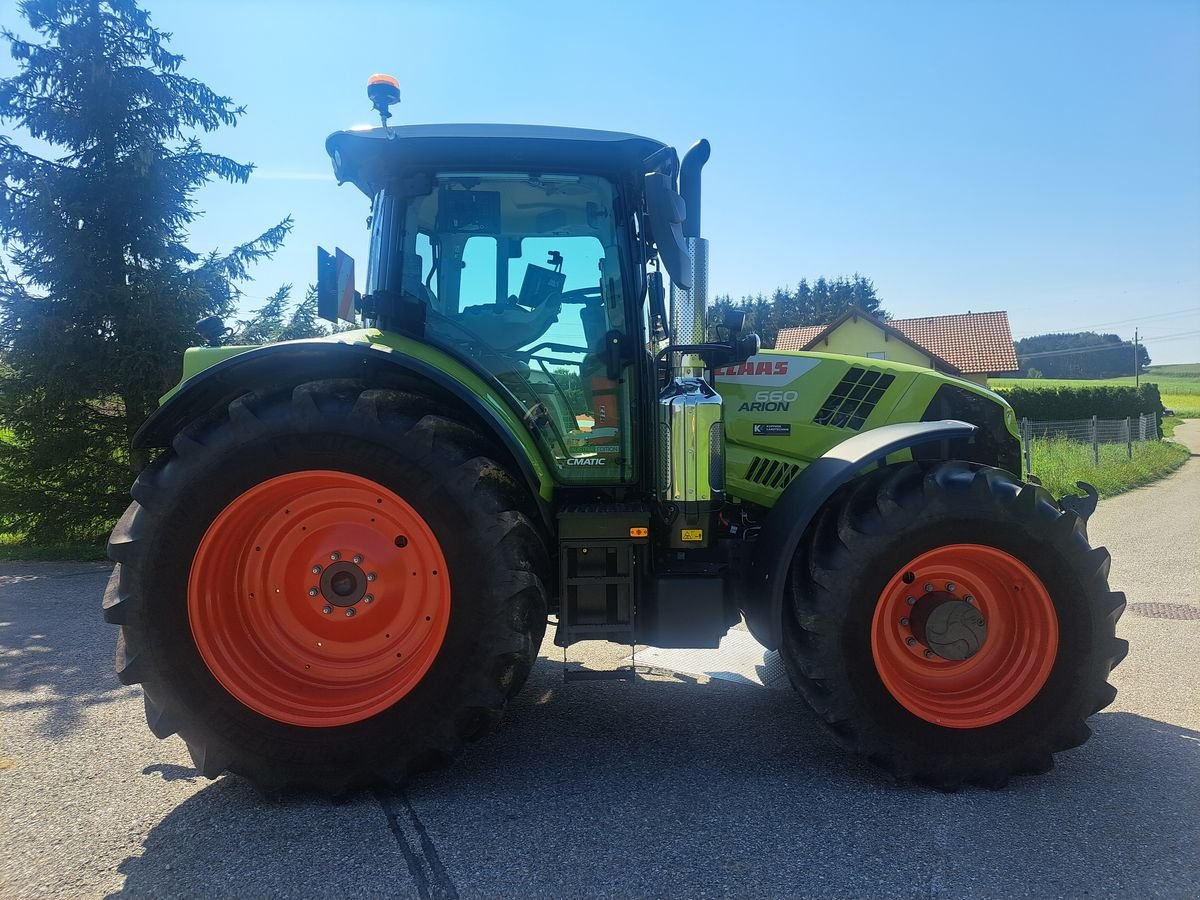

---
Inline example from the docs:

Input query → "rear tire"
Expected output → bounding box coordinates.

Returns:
[782,461,1127,789]
[104,381,549,794]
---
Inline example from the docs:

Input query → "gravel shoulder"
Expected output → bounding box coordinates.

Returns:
[2,426,1197,898]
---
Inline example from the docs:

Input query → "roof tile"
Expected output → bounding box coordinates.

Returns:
[774,325,825,350]
[775,309,1018,374]
[889,311,1018,373]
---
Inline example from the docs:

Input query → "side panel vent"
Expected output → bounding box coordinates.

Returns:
[745,455,801,490]
[813,368,895,430]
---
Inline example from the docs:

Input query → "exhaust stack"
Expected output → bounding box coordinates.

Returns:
[670,140,711,363]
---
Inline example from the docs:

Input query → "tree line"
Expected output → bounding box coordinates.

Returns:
[711,274,887,348]
[1014,332,1150,379]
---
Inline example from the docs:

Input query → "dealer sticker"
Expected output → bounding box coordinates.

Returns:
[753,423,791,436]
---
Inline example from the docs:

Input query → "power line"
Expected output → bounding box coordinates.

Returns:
[1011,306,1200,339]
[1014,328,1200,361]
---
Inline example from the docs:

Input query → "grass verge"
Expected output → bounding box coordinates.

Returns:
[0,533,108,562]
[1029,437,1190,499]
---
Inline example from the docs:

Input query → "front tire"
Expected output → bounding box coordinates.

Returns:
[104,381,549,794]
[782,461,1127,789]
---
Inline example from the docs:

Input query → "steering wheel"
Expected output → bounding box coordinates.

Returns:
[559,286,602,305]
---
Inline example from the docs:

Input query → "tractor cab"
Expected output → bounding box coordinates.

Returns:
[322,123,714,489]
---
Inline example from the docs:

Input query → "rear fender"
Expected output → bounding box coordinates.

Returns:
[741,420,977,649]
[134,340,555,521]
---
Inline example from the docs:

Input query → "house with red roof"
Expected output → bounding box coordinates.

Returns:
[774,307,1019,386]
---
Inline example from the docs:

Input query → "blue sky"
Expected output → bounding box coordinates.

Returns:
[3,0,1198,363]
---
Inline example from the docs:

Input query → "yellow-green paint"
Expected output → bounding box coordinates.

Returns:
[717,349,1018,507]
[168,345,259,400]
[160,330,556,501]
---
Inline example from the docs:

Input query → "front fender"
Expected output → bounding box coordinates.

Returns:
[135,339,555,509]
[741,419,977,649]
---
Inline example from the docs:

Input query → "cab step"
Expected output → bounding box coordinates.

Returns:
[553,504,649,649]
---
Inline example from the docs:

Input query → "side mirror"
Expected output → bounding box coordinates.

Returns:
[722,308,746,334]
[647,270,668,339]
[317,246,358,324]
[643,173,691,290]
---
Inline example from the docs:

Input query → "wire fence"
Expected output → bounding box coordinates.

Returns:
[1019,414,1160,472]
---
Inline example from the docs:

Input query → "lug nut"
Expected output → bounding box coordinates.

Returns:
[364,594,374,604]
[924,649,935,659]
[366,572,377,582]
[353,555,363,565]
[906,637,917,647]
[964,595,975,605]
[322,605,332,615]
[900,617,910,626]
[906,596,916,606]
[312,565,322,575]
[308,587,319,597]
[924,583,934,593]
[345,608,356,618]
[330,551,341,561]
[946,582,956,592]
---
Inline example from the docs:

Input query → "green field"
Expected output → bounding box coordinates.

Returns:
[990,363,1200,417]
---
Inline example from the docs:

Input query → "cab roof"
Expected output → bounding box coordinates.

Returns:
[325,124,673,196]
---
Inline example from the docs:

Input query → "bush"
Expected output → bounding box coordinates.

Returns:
[994,384,1164,420]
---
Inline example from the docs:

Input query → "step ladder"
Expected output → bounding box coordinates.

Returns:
[554,505,649,682]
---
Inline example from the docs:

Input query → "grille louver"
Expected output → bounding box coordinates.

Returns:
[745,456,801,490]
[813,368,895,430]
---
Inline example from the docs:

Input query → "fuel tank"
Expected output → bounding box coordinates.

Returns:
[657,375,724,548]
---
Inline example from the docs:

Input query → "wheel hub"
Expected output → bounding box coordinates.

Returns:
[318,560,368,607]
[909,592,987,660]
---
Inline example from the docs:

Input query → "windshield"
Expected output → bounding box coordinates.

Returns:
[366,172,635,481]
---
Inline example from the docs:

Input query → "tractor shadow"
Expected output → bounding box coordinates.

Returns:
[111,656,1199,898]
[0,562,134,739]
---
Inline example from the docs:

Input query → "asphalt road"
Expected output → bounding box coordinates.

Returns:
[2,422,1198,898]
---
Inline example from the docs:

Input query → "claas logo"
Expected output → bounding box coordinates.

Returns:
[712,361,790,377]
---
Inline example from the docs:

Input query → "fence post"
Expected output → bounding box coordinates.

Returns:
[1139,413,1146,442]
[1125,416,1132,459]
[1091,415,1099,466]
[1021,418,1032,477]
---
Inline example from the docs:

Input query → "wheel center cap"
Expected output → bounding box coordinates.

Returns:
[319,561,367,607]
[910,592,987,660]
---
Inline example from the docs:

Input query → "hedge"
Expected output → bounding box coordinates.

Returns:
[992,384,1164,421]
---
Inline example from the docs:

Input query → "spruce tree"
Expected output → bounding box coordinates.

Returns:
[233,284,332,344]
[278,286,326,342]
[0,0,291,540]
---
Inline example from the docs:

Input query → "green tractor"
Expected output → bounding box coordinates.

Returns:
[105,77,1126,793]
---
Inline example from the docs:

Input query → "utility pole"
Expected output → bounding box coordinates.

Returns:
[1134,327,1139,386]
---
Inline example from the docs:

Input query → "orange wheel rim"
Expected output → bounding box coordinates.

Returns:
[188,470,450,727]
[871,544,1058,729]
